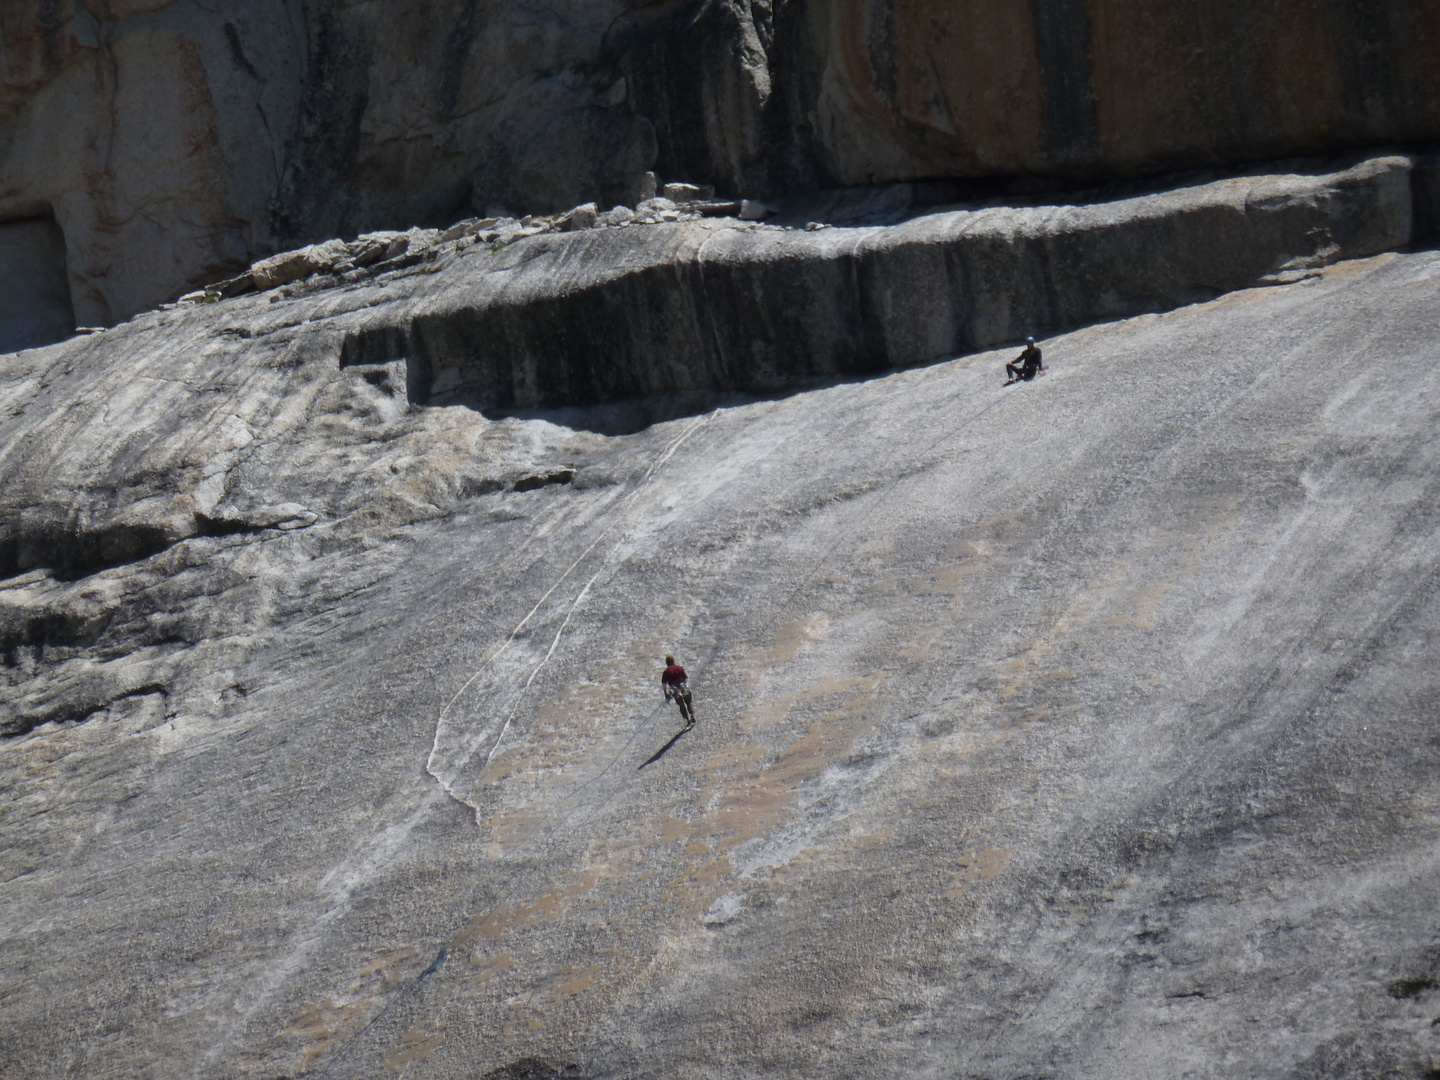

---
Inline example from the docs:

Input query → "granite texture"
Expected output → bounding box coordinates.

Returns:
[2,177,1440,1075]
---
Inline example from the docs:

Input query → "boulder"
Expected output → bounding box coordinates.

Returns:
[402,228,441,255]
[439,219,479,243]
[348,232,410,268]
[558,203,600,231]
[249,238,349,291]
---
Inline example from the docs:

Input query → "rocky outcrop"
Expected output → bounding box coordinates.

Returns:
[1,1,1438,335]
[331,156,1414,411]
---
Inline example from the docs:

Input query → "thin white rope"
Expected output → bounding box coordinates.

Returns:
[427,412,710,781]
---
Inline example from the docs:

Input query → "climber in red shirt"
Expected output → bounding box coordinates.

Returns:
[661,655,695,728]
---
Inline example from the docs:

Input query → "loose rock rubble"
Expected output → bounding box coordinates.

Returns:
[163,182,760,310]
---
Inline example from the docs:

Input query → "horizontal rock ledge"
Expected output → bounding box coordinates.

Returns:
[333,155,1414,412]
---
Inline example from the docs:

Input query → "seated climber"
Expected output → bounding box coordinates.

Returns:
[661,655,695,728]
[1005,337,1045,384]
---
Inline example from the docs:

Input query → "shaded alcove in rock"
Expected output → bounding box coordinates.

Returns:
[0,216,75,354]
[338,322,915,437]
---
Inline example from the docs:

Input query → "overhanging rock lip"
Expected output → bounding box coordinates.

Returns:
[337,155,1415,414]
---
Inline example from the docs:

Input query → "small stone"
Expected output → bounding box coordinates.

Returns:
[638,171,658,202]
[702,893,743,927]
[440,219,478,242]
[739,199,772,221]
[211,274,255,299]
[249,238,349,291]
[559,202,599,231]
[804,221,832,231]
[402,227,441,254]
[602,206,635,226]
[638,197,677,213]
[250,502,317,529]
[663,182,716,202]
[348,232,407,268]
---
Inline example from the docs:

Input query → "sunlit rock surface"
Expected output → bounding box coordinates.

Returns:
[2,219,1439,1076]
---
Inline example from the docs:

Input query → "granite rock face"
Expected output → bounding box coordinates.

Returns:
[745,0,1440,190]
[3,155,1440,1076]
[3,237,1440,1078]
[2,0,1439,333]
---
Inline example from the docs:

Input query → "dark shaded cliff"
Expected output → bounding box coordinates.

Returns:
[1,0,1438,334]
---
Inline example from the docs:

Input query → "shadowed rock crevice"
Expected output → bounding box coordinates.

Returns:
[0,683,169,740]
[0,520,176,584]
[0,507,313,584]
[0,602,114,657]
[479,1058,581,1080]
[269,0,372,247]
[511,469,575,493]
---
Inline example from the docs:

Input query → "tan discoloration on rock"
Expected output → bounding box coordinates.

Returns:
[741,615,829,686]
[384,1027,445,1068]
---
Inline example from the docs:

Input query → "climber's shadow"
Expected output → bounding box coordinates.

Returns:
[638,725,692,770]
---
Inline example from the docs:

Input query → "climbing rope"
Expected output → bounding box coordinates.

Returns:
[320,349,1031,1074]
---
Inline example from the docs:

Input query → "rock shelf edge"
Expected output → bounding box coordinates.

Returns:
[321,156,1414,411]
